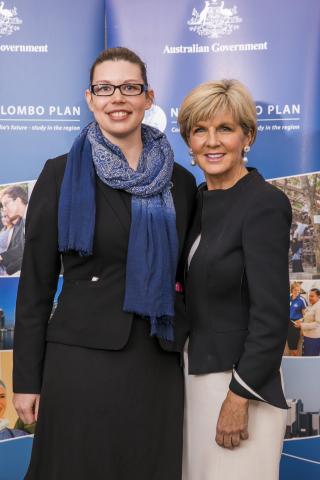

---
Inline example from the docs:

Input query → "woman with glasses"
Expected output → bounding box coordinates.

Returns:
[178,79,291,480]
[12,47,196,480]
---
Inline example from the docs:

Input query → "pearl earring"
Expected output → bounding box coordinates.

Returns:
[243,145,250,163]
[189,149,196,166]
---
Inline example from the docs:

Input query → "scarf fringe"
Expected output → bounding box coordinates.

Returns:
[150,316,174,341]
[59,246,92,257]
[127,310,175,341]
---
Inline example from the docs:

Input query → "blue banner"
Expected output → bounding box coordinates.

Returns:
[105,0,320,183]
[0,0,105,476]
[105,1,320,479]
[0,0,105,184]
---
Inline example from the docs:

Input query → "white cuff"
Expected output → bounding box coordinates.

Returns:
[233,369,266,401]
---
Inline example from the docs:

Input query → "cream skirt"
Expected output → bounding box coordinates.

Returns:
[182,347,287,480]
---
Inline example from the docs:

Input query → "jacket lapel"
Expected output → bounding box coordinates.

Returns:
[96,178,131,236]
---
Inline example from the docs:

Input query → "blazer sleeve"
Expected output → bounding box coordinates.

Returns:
[229,186,292,406]
[13,159,61,393]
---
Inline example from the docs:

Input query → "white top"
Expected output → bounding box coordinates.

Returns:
[187,234,201,269]
[301,300,320,338]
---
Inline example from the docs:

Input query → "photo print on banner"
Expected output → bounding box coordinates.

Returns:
[269,173,320,280]
[281,359,320,479]
[282,280,320,358]
[0,181,35,277]
[0,277,19,350]
[0,350,34,440]
[282,358,320,440]
[281,357,320,476]
[0,276,64,351]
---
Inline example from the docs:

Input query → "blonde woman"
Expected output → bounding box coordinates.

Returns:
[288,281,306,355]
[178,79,291,480]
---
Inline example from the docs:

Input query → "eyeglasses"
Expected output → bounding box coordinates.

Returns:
[90,83,148,96]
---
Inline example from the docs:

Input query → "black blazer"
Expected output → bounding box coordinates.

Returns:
[0,217,24,275]
[13,155,196,393]
[184,169,292,409]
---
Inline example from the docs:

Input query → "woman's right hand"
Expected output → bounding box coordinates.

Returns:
[13,393,40,424]
[215,390,249,449]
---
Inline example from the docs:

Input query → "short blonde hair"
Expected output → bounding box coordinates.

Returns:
[178,79,257,145]
[290,281,301,292]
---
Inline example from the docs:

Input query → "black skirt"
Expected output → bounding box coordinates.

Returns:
[25,318,184,480]
[287,321,301,349]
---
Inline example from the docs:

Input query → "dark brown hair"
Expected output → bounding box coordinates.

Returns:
[90,47,148,85]
[310,288,320,297]
[0,185,28,205]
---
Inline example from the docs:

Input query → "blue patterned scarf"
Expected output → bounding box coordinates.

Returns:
[58,121,178,340]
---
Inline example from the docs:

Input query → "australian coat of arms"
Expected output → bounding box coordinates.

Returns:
[188,0,242,39]
[0,2,22,38]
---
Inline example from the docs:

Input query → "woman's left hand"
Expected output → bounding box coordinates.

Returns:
[215,390,249,449]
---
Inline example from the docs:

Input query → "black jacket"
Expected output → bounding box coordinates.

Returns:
[0,217,25,275]
[184,169,292,409]
[13,155,196,393]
